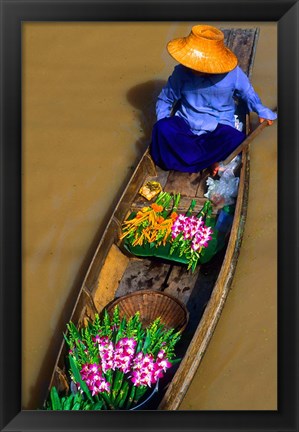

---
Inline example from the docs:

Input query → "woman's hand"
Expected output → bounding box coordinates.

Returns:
[259,118,274,126]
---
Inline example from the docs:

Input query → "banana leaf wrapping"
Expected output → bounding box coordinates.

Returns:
[122,200,235,268]
[124,240,189,264]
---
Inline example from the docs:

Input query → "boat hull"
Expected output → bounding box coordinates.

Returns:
[46,27,259,410]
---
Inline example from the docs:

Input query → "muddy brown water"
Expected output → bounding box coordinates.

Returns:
[22,22,277,410]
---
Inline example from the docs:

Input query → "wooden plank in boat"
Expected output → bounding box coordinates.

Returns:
[84,218,121,293]
[176,196,220,215]
[93,244,129,313]
[151,166,170,189]
[222,28,232,45]
[130,193,219,215]
[164,171,201,196]
[195,169,210,198]
[223,28,259,77]
[163,265,201,305]
[115,258,171,298]
[231,29,258,76]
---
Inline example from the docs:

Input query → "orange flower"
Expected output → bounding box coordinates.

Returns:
[151,203,163,212]
[156,216,165,224]
[170,212,178,220]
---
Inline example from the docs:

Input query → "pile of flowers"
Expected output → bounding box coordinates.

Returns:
[170,200,214,271]
[46,307,181,410]
[120,192,214,271]
[120,192,180,247]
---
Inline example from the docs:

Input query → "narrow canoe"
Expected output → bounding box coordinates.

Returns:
[46,28,259,410]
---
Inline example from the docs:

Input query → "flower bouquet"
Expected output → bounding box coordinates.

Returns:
[120,191,180,248]
[45,306,181,410]
[169,200,214,271]
[120,192,214,271]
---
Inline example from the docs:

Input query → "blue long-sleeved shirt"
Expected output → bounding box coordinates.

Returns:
[156,65,277,135]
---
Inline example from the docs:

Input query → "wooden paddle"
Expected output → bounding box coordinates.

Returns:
[222,112,277,166]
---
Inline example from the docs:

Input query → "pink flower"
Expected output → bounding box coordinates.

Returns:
[131,370,153,387]
[98,339,114,373]
[157,349,166,359]
[152,364,165,381]
[171,213,212,246]
[131,371,144,387]
[112,337,137,373]
[130,351,168,387]
[113,355,131,373]
[157,358,172,372]
[177,214,187,224]
[117,337,136,348]
[79,363,110,396]
[92,335,102,344]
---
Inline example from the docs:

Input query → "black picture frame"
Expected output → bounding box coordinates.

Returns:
[0,0,298,431]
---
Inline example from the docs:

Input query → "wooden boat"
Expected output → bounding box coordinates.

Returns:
[46,28,259,410]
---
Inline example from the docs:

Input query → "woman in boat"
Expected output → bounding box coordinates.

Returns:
[150,24,277,173]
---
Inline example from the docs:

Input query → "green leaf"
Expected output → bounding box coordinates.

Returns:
[170,358,182,365]
[74,391,83,404]
[72,402,81,410]
[67,322,81,341]
[69,355,93,402]
[115,317,126,343]
[100,391,115,410]
[62,394,74,410]
[63,333,70,346]
[126,385,136,410]
[50,386,62,410]
[133,385,148,406]
[115,381,130,409]
[91,400,104,410]
[111,370,124,401]
[103,309,111,333]
[186,199,197,216]
[142,330,151,353]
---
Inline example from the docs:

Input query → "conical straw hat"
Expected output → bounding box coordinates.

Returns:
[167,25,238,74]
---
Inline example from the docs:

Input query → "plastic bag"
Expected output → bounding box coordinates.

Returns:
[204,156,240,206]
[217,154,242,178]
[234,115,244,132]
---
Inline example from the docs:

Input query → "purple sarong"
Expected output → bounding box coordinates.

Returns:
[150,116,245,173]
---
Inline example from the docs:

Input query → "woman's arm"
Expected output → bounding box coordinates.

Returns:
[156,65,183,121]
[235,66,277,125]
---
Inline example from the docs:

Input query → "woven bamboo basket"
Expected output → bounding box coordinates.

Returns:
[106,290,189,332]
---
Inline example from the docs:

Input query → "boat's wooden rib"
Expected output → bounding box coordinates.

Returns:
[46,28,259,410]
